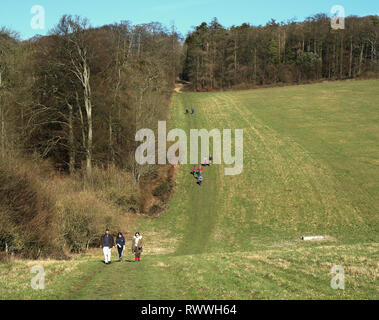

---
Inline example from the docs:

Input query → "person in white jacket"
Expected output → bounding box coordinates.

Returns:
[131,232,143,262]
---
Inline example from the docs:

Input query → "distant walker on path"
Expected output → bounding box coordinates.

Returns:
[197,175,203,186]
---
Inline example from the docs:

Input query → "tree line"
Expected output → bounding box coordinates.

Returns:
[182,15,379,90]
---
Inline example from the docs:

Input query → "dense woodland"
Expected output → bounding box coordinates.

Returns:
[182,15,379,90]
[0,15,181,174]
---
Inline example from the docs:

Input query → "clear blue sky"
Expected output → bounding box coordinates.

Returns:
[1,0,378,39]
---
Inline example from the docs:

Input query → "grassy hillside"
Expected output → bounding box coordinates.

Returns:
[1,79,378,299]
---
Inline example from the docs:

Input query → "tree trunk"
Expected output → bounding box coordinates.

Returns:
[171,25,176,85]
[319,42,323,79]
[358,43,365,75]
[278,32,281,64]
[254,47,257,84]
[77,92,86,151]
[196,56,199,89]
[109,112,115,163]
[85,95,92,176]
[68,102,75,174]
[333,40,337,78]
[234,34,237,84]
[0,71,5,158]
[373,39,376,62]
[0,104,4,158]
[339,34,344,78]
[283,30,286,63]
[82,60,92,177]
[137,33,141,58]
[349,37,353,78]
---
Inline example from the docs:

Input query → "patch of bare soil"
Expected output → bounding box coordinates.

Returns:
[174,83,183,93]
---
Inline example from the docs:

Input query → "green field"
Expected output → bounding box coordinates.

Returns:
[1,79,378,300]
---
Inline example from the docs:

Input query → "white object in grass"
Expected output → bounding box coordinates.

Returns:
[301,235,324,241]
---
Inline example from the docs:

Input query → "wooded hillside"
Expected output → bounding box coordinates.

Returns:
[0,15,181,174]
[182,15,379,90]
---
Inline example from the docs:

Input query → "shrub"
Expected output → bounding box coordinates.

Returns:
[111,193,138,213]
[278,64,296,83]
[148,204,164,215]
[56,191,120,253]
[0,157,63,259]
[359,71,379,79]
[152,181,171,198]
[83,165,139,213]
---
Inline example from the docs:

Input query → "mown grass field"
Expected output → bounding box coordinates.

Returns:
[1,79,378,300]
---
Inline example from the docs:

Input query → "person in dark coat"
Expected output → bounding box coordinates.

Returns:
[100,228,115,264]
[131,232,143,262]
[116,232,125,262]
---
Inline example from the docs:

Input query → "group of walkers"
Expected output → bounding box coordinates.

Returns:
[185,107,195,115]
[100,229,143,264]
[186,106,215,186]
[191,156,213,186]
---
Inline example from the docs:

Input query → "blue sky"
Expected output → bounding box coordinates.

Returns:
[1,0,378,39]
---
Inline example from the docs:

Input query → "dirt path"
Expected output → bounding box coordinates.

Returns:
[68,91,222,298]
[174,83,183,93]
[174,93,221,255]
